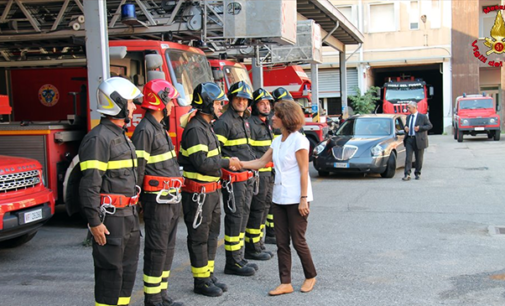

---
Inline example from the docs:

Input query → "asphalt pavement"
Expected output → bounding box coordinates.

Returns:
[1,134,505,306]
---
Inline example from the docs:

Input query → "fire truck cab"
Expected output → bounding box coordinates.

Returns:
[382,76,434,115]
[453,93,501,142]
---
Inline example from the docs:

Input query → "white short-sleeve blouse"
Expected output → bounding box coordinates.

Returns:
[271,131,313,204]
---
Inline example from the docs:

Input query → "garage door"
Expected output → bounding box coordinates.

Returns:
[309,68,358,98]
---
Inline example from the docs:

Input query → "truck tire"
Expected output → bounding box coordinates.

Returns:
[453,127,457,140]
[0,231,37,248]
[494,130,501,141]
[457,130,464,142]
[380,152,396,178]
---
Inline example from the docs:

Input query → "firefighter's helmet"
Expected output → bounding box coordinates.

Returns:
[192,82,227,115]
[97,77,143,118]
[227,81,253,106]
[271,87,293,102]
[141,79,180,111]
[251,88,274,116]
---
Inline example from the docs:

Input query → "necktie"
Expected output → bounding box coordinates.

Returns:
[409,115,414,136]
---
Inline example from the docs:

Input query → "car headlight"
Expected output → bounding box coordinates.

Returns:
[371,144,385,157]
[313,141,328,156]
[461,119,469,126]
[490,118,496,124]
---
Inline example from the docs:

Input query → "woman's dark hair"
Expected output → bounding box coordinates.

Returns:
[274,100,305,133]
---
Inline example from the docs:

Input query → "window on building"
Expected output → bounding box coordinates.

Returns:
[337,5,358,28]
[480,4,499,37]
[430,0,441,29]
[368,3,396,33]
[410,1,419,30]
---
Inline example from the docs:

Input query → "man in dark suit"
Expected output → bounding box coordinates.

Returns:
[403,101,433,181]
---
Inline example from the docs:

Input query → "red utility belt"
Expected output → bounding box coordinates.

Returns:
[182,179,222,194]
[265,162,274,168]
[100,193,138,208]
[143,175,183,192]
[221,168,254,183]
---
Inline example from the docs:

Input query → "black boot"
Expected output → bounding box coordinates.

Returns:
[265,235,276,244]
[245,250,272,260]
[160,291,184,306]
[210,273,228,292]
[260,241,275,257]
[241,259,258,271]
[224,260,256,276]
[194,278,223,297]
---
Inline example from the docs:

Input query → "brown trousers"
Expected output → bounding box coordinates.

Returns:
[272,203,317,284]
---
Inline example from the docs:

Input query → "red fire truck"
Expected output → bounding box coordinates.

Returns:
[382,76,434,115]
[0,95,55,247]
[0,40,213,216]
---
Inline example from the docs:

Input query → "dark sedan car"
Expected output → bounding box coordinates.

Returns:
[313,114,407,178]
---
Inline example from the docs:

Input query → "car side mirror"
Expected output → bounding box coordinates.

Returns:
[497,104,502,111]
[453,107,457,114]
[397,129,405,136]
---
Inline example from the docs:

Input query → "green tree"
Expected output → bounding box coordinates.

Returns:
[348,86,380,114]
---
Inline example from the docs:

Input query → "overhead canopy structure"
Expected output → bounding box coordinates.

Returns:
[297,0,363,51]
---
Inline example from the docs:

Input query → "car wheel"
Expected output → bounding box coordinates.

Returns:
[0,231,37,248]
[494,130,501,141]
[453,127,457,140]
[380,152,396,178]
[318,170,329,177]
[457,129,464,143]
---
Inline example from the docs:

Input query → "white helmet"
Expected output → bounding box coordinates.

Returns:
[96,77,143,118]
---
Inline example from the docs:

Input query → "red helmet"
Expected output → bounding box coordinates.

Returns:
[141,79,180,111]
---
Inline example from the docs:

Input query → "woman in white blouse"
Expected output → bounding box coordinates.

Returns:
[240,100,317,296]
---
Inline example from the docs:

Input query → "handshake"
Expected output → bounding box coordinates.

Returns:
[229,157,243,171]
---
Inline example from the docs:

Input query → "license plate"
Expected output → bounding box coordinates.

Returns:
[24,209,43,224]
[474,127,485,131]
[334,162,349,168]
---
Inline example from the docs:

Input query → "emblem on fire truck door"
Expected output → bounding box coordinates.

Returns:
[38,84,59,107]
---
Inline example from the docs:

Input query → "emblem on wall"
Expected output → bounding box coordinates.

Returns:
[38,84,59,107]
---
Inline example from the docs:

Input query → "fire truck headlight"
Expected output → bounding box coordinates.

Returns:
[461,119,469,126]
[490,118,496,124]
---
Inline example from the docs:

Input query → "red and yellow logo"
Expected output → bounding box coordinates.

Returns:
[38,84,59,107]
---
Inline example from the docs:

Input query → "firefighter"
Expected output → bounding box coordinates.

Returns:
[213,81,258,276]
[131,79,183,306]
[79,77,143,306]
[245,88,276,260]
[178,82,239,297]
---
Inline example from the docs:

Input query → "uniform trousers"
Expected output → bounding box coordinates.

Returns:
[272,203,317,284]
[182,190,221,279]
[222,179,254,263]
[93,206,140,306]
[246,174,273,253]
[142,194,181,304]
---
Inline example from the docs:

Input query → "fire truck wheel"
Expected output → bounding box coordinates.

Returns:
[453,127,458,140]
[380,152,396,178]
[494,131,501,141]
[307,137,318,162]
[487,132,493,139]
[457,130,464,143]
[0,231,37,248]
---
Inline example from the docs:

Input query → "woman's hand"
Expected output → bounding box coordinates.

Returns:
[298,198,310,217]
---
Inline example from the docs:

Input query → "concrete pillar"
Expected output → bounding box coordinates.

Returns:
[84,0,110,130]
[311,63,319,122]
[339,46,348,118]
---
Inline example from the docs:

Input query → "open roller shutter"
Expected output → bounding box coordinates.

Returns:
[309,68,358,98]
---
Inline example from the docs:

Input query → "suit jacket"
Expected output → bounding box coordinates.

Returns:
[404,113,433,149]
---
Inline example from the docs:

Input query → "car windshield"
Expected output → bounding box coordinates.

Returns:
[336,118,392,136]
[459,98,493,109]
[224,65,252,90]
[165,50,213,106]
[385,83,425,102]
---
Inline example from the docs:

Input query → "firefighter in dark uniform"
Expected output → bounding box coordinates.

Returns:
[178,82,239,297]
[79,77,143,306]
[245,88,276,260]
[213,81,258,276]
[131,79,183,306]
